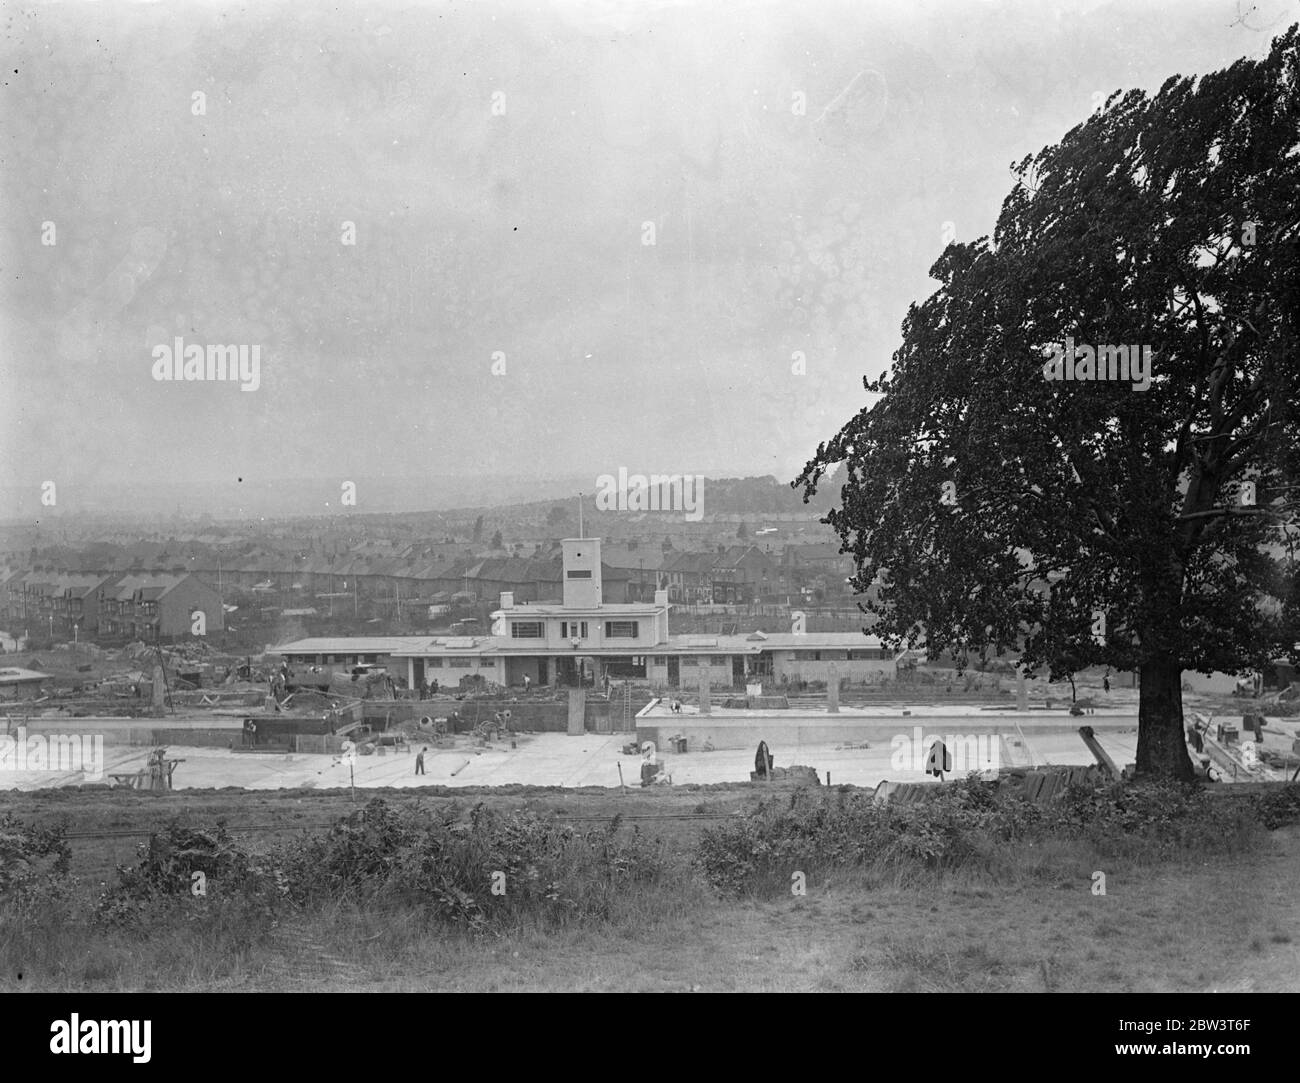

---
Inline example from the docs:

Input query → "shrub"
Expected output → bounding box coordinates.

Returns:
[1253,784,1300,830]
[269,799,674,931]
[93,819,282,928]
[1044,778,1257,857]
[694,775,1258,896]
[0,814,75,923]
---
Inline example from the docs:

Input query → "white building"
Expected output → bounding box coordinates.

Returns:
[275,538,899,692]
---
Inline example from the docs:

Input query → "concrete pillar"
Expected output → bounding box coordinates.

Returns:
[1017,668,1028,712]
[828,664,839,713]
[152,664,165,712]
[567,688,586,735]
[698,669,711,715]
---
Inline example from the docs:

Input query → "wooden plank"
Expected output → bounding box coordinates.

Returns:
[1078,726,1121,780]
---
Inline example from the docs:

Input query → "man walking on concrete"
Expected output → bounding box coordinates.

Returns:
[415,746,428,775]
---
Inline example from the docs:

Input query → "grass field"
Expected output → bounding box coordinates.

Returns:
[2,781,1297,993]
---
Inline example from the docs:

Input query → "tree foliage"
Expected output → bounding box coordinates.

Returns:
[797,27,1300,778]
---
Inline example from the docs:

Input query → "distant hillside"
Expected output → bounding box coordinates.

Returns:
[0,466,848,524]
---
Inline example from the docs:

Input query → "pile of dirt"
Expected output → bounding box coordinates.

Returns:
[749,765,821,785]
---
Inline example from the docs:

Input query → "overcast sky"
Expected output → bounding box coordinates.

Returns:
[0,0,1290,511]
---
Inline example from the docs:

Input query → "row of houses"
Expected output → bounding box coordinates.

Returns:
[0,569,224,640]
[201,543,837,606]
[0,540,853,622]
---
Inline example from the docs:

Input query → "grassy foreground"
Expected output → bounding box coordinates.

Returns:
[3,781,1299,992]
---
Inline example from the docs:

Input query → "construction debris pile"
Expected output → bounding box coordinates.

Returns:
[873,764,1110,806]
[1187,711,1300,782]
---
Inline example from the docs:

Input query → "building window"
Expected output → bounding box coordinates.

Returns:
[561,621,588,639]
[427,657,443,667]
[447,657,472,668]
[711,656,728,667]
[566,570,592,579]
[605,621,638,639]
[652,656,667,665]
[511,621,544,638]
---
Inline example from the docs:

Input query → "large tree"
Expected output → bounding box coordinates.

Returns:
[797,28,1300,779]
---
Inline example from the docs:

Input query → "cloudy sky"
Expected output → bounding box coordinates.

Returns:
[0,0,1290,513]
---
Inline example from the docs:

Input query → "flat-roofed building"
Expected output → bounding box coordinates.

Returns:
[273,538,898,694]
[0,665,52,699]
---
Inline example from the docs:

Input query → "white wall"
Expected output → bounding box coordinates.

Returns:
[771,652,895,684]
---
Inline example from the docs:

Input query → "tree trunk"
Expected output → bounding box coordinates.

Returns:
[1135,659,1195,781]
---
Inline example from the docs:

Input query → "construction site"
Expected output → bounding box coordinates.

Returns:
[3,632,1297,801]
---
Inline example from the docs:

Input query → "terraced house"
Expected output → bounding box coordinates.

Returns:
[96,573,224,640]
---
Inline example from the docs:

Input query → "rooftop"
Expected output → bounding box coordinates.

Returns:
[492,601,665,617]
[0,667,52,683]
[273,636,432,655]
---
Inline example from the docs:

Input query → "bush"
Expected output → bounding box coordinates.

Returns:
[694,775,1259,896]
[0,814,75,923]
[1254,784,1300,830]
[270,799,674,931]
[93,819,283,928]
[1044,779,1257,857]
[694,784,1023,896]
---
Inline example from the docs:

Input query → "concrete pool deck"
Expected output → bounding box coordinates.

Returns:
[635,698,1144,750]
[4,709,1293,793]
[0,727,1189,792]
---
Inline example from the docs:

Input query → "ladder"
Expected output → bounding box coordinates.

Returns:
[623,682,633,731]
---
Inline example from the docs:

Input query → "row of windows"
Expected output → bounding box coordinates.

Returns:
[301,647,887,667]
[792,649,890,661]
[652,651,888,665]
[497,619,666,641]
[552,621,638,639]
